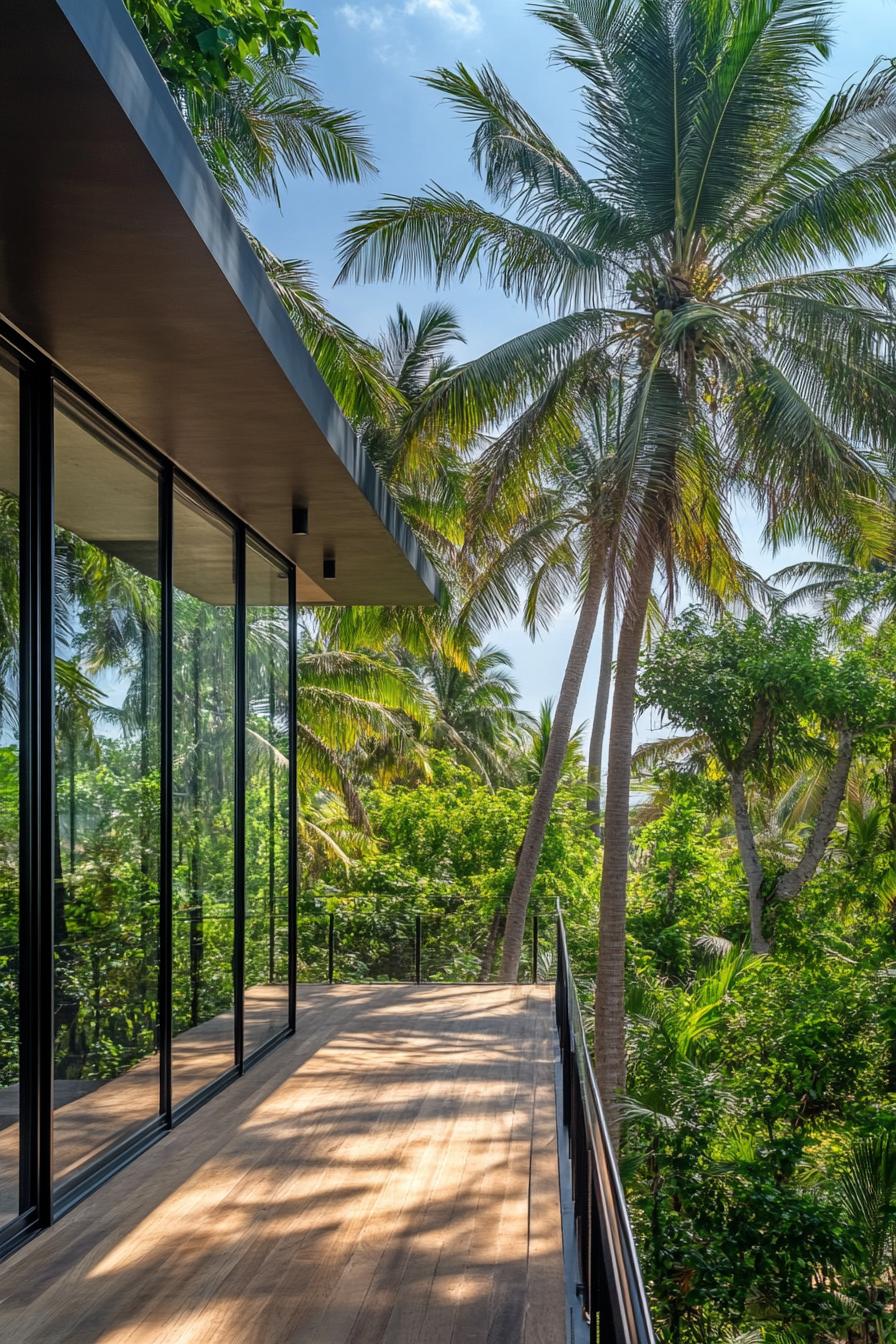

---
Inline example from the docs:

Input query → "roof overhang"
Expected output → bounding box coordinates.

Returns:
[0,0,440,606]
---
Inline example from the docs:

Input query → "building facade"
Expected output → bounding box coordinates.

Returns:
[0,0,437,1258]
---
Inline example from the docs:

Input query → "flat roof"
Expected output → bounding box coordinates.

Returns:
[0,0,439,606]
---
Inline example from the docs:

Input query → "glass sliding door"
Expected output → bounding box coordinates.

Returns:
[244,544,290,1056]
[171,490,236,1105]
[0,327,302,1249]
[52,396,161,1190]
[0,363,20,1223]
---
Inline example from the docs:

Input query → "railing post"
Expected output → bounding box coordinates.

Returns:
[532,914,539,983]
[414,914,422,984]
[327,912,335,984]
[555,913,562,1026]
[589,1173,601,1344]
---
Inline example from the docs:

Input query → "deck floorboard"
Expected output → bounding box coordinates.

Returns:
[0,984,565,1344]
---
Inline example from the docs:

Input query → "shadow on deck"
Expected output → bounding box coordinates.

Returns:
[0,984,566,1343]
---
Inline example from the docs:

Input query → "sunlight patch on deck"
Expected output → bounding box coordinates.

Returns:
[0,984,565,1343]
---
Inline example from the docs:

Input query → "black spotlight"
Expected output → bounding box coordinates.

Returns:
[291,504,309,535]
[323,551,336,580]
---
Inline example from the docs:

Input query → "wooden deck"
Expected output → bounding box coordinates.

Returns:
[0,983,291,1212]
[0,984,566,1343]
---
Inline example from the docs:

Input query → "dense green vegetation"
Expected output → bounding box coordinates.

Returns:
[4,0,893,1339]
[314,0,896,1332]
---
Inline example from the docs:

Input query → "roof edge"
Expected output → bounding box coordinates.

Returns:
[53,0,441,605]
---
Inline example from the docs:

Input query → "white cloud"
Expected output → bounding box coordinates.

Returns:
[338,0,482,37]
[404,0,481,33]
[338,3,389,31]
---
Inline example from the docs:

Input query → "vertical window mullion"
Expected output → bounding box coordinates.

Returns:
[22,360,55,1226]
[17,359,37,1222]
[234,527,246,1073]
[287,565,297,1035]
[159,464,173,1125]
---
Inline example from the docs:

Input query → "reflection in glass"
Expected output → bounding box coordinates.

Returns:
[244,545,290,1055]
[172,492,235,1104]
[0,365,19,1220]
[53,398,161,1189]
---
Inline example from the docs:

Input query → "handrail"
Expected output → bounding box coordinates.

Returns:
[555,906,656,1344]
[310,903,543,986]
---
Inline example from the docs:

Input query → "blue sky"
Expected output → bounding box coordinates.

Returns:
[249,0,895,724]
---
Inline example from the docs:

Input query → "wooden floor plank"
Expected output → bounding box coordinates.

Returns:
[0,984,565,1344]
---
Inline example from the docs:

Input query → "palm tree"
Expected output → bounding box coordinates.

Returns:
[295,616,432,835]
[516,697,586,789]
[831,1133,896,1341]
[315,304,479,675]
[406,371,749,986]
[176,55,375,214]
[419,643,526,785]
[336,3,896,1117]
[452,396,641,977]
[363,302,471,579]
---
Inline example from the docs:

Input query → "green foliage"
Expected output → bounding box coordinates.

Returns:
[624,802,896,1342]
[5,7,896,1340]
[639,609,896,779]
[127,0,318,92]
[299,753,601,982]
[629,790,744,973]
[338,1,896,602]
[125,1,390,426]
[721,956,888,1137]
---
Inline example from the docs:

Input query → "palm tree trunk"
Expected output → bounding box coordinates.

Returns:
[479,909,505,981]
[586,577,615,835]
[499,537,606,980]
[594,524,656,1145]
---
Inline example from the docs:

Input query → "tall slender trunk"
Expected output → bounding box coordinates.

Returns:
[479,909,505,982]
[594,523,656,1145]
[499,536,606,980]
[587,577,615,834]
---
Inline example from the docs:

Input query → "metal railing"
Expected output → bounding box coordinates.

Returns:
[298,899,545,986]
[555,908,656,1344]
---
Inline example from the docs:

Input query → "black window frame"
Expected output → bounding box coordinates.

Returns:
[0,317,299,1256]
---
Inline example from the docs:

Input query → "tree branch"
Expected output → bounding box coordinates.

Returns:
[733,698,771,772]
[729,767,769,954]
[772,728,854,904]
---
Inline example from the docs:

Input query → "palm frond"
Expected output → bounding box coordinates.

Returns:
[245,236,398,423]
[183,53,375,214]
[336,188,607,310]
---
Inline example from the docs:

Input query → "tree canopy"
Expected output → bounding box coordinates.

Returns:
[128,0,318,91]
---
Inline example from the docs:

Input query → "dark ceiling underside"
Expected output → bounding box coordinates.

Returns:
[0,0,439,607]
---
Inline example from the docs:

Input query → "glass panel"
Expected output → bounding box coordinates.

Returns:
[172,491,235,1105]
[0,364,19,1221]
[244,544,290,1055]
[53,397,161,1189]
